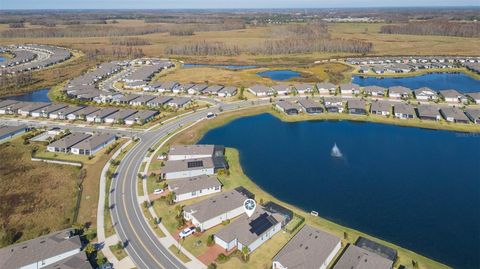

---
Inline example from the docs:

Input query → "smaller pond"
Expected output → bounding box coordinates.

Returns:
[8,88,51,103]
[183,63,257,70]
[0,57,5,62]
[257,69,301,81]
[353,72,480,93]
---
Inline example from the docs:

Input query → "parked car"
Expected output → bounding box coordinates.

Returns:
[179,227,195,239]
[153,188,164,195]
[206,112,216,119]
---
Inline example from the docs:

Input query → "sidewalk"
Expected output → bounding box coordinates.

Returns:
[97,140,135,269]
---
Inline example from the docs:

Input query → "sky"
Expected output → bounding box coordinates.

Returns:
[1,0,478,10]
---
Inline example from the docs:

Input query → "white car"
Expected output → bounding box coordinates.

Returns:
[206,112,216,119]
[153,188,164,195]
[179,227,195,239]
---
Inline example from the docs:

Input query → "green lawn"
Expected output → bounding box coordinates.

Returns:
[109,244,128,260]
[169,245,191,263]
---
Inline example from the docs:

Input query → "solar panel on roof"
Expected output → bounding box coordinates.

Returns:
[187,160,203,168]
[249,213,278,236]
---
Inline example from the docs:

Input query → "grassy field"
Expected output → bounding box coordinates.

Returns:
[147,106,453,269]
[0,136,80,246]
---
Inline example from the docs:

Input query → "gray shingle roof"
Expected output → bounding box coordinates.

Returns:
[273,225,341,269]
[0,229,82,269]
[42,251,92,269]
[162,157,215,174]
[0,124,28,138]
[370,100,391,112]
[183,189,249,223]
[71,133,115,151]
[333,244,393,269]
[168,175,221,196]
[393,103,415,115]
[388,86,411,95]
[169,144,215,157]
[298,98,321,109]
[48,132,91,149]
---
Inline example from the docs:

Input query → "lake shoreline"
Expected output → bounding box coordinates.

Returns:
[165,106,453,269]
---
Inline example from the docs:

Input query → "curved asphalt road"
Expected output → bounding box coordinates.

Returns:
[110,100,268,269]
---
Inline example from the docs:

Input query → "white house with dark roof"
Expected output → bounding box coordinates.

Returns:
[364,86,387,97]
[388,86,411,99]
[440,107,470,124]
[439,89,468,103]
[71,133,116,155]
[214,207,285,253]
[162,157,215,180]
[316,82,337,95]
[275,100,301,115]
[416,105,441,121]
[183,188,249,231]
[324,97,344,113]
[0,229,84,269]
[370,100,391,116]
[168,175,222,202]
[218,86,237,97]
[414,87,438,101]
[168,144,221,160]
[294,83,314,95]
[248,85,274,96]
[339,83,361,95]
[47,133,92,153]
[394,103,416,119]
[273,225,341,269]
[272,84,291,95]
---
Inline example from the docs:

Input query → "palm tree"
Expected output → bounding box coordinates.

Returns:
[241,246,250,261]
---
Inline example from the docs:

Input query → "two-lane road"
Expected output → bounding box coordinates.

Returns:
[110,100,269,268]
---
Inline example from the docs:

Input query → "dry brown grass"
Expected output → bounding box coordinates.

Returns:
[0,137,80,246]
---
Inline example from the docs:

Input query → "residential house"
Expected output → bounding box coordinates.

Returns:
[0,100,20,114]
[130,95,156,106]
[167,97,191,109]
[414,87,438,101]
[47,132,91,153]
[363,85,387,97]
[333,244,393,269]
[18,102,51,117]
[0,125,29,143]
[355,237,398,263]
[388,86,411,99]
[168,144,225,161]
[157,81,179,93]
[439,89,468,103]
[161,157,215,180]
[104,109,138,124]
[168,175,222,202]
[440,107,470,123]
[147,96,173,108]
[125,110,158,125]
[416,105,441,121]
[183,188,251,231]
[348,99,367,115]
[393,103,416,119]
[71,133,116,156]
[31,104,68,118]
[66,106,100,121]
[214,207,286,253]
[0,229,88,269]
[339,83,361,95]
[294,83,314,95]
[466,92,480,104]
[117,94,140,105]
[370,100,391,116]
[465,109,480,124]
[316,82,337,95]
[248,85,274,96]
[272,84,291,95]
[272,225,341,269]
[188,84,208,95]
[173,83,194,94]
[1,101,27,115]
[323,97,344,113]
[202,85,224,95]
[86,108,119,123]
[275,100,301,115]
[218,86,237,97]
[298,98,323,114]
[49,106,84,120]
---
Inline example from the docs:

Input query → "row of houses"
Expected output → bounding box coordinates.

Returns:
[248,83,480,104]
[116,94,192,109]
[275,98,480,124]
[47,132,116,156]
[143,82,238,97]
[0,99,160,125]
[1,44,72,74]
[0,229,91,269]
[345,56,480,66]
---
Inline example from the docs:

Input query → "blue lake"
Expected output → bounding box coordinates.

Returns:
[199,113,480,269]
[257,69,301,81]
[183,63,257,70]
[8,88,51,103]
[353,72,480,93]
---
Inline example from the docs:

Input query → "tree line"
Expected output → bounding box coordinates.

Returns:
[380,21,479,38]
[110,37,151,46]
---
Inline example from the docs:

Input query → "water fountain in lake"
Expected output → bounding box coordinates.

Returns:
[331,143,343,158]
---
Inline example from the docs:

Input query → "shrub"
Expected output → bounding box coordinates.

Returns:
[216,253,229,263]
[207,235,215,246]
